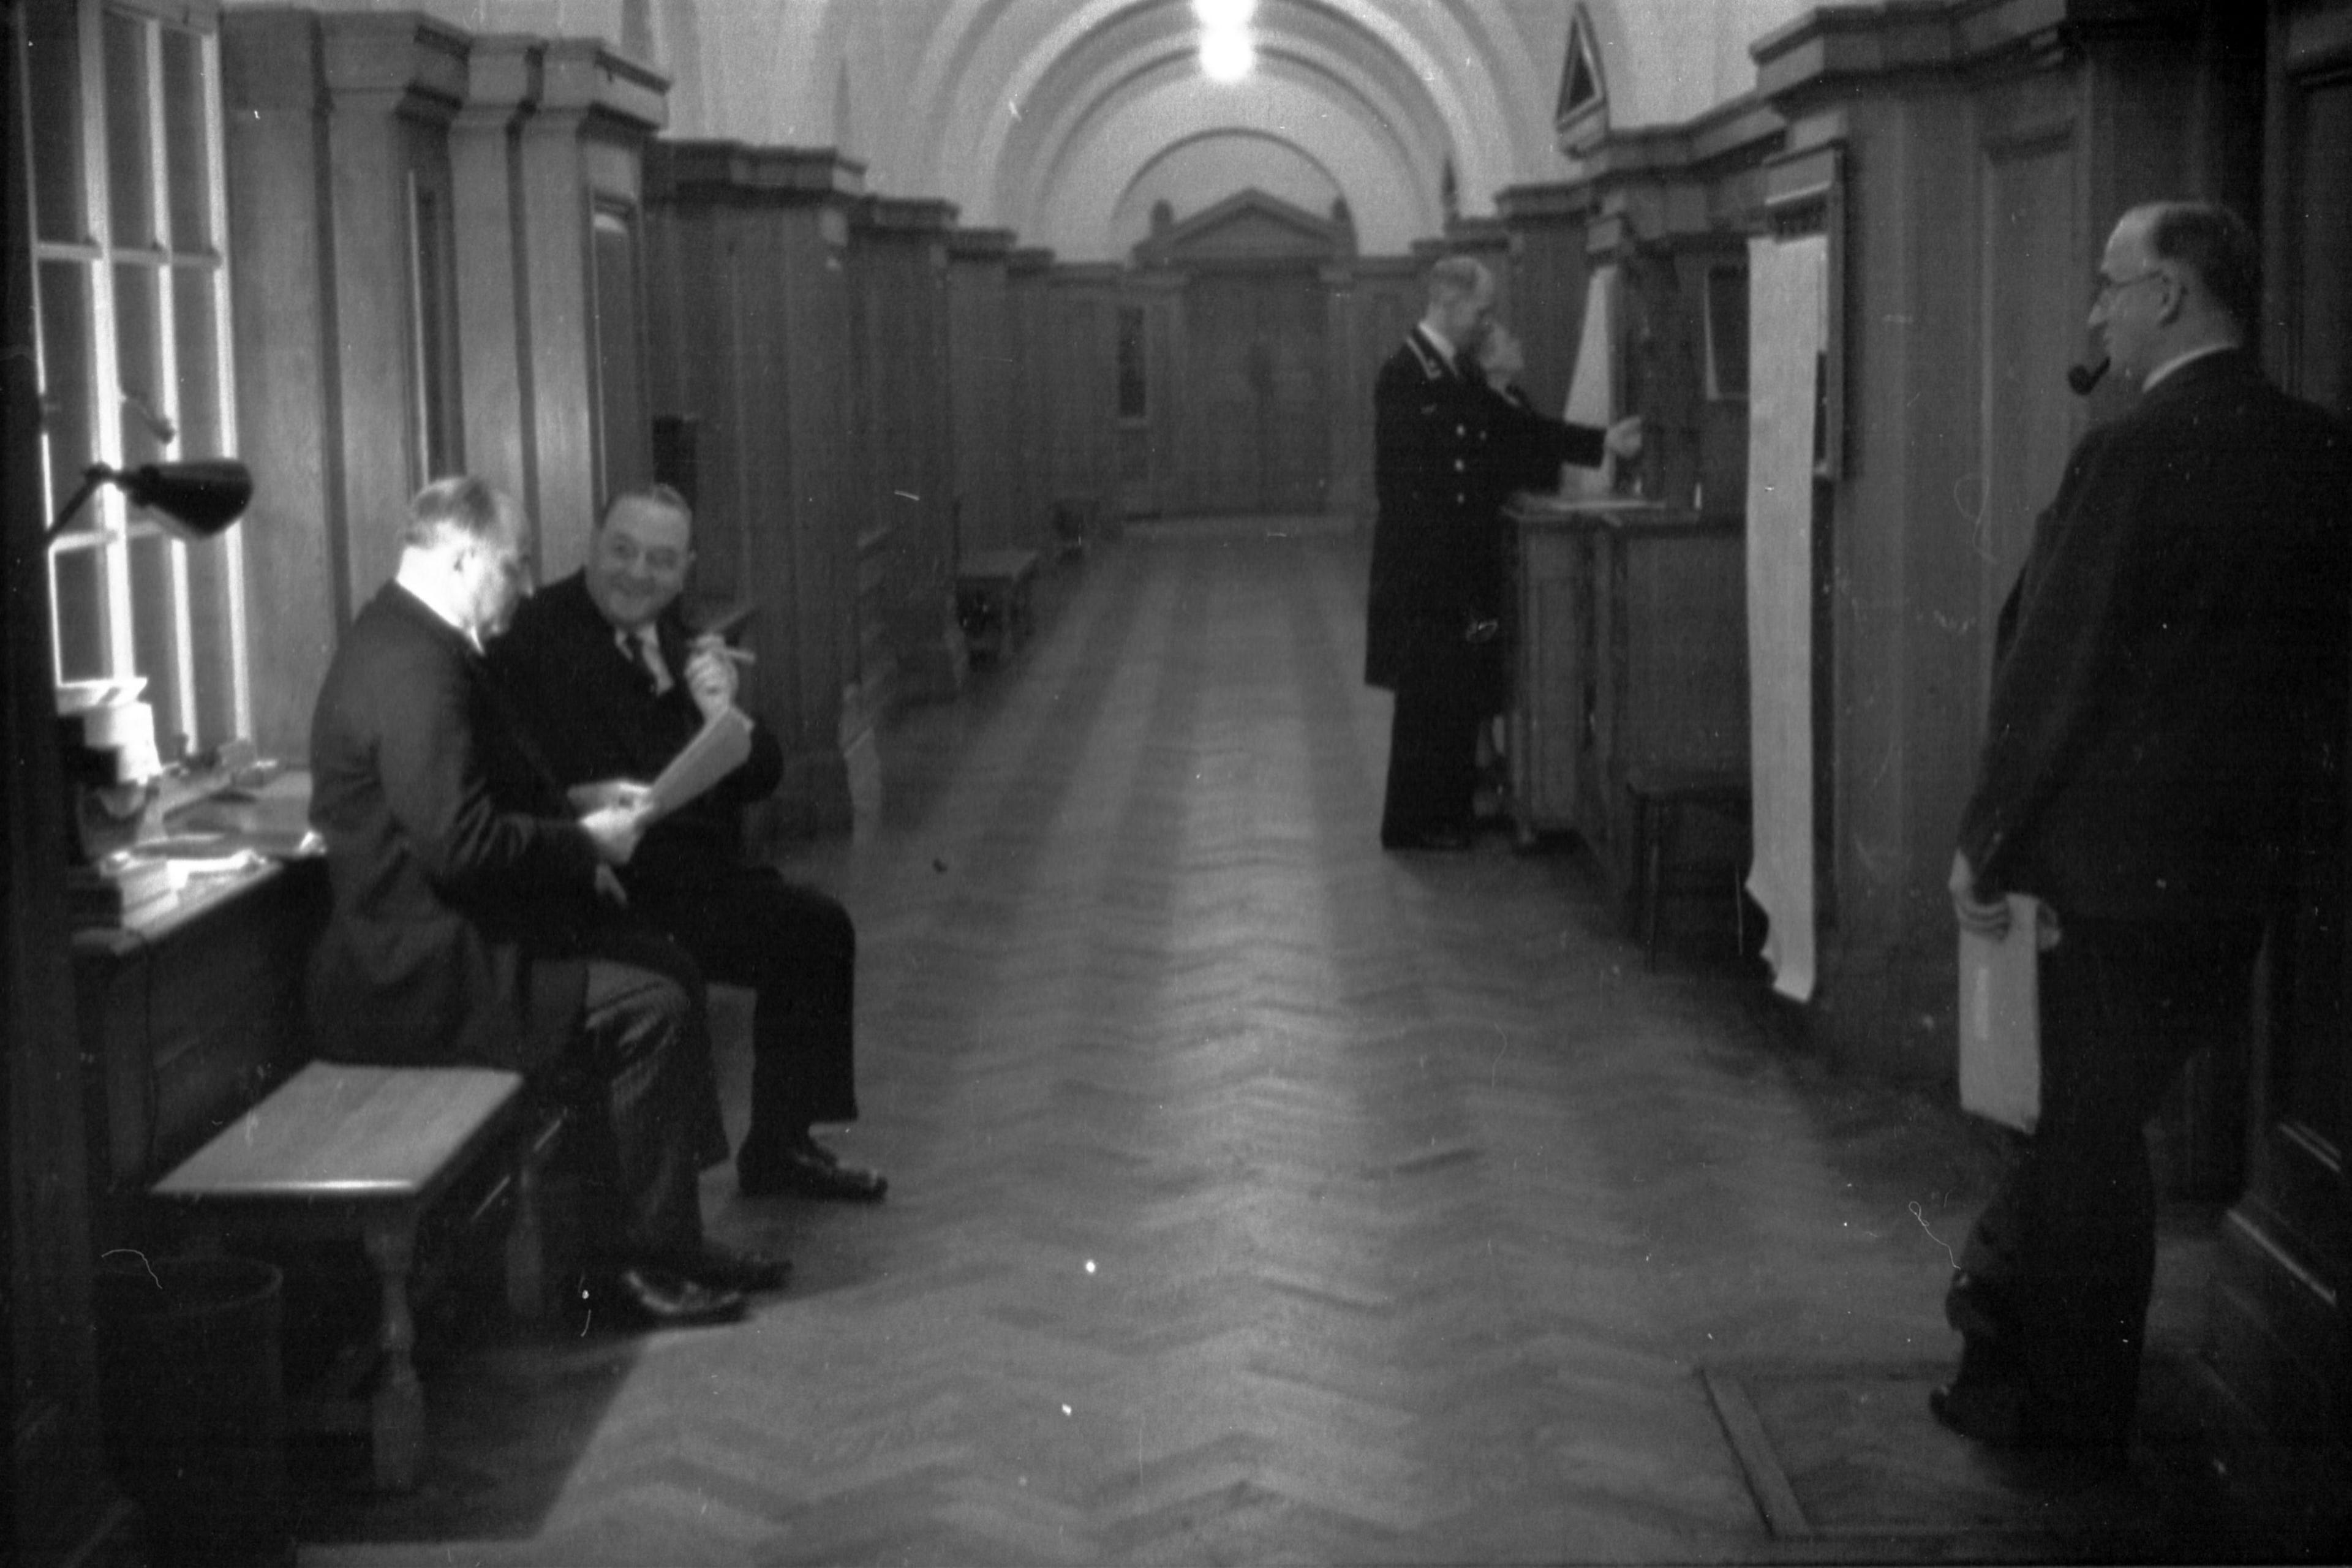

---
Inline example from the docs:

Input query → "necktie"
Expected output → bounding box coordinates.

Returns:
[618,627,671,694]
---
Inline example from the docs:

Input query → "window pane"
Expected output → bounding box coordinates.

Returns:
[184,532,238,745]
[129,532,186,756]
[113,262,165,468]
[51,544,110,682]
[23,0,89,242]
[103,7,154,249]
[411,181,456,478]
[592,207,646,499]
[161,26,212,251]
[172,264,222,454]
[37,260,97,527]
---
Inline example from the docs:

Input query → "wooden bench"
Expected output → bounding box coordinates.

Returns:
[956,548,1041,662]
[1622,766,1752,968]
[149,1061,543,1491]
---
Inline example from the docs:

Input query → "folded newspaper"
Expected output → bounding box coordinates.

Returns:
[566,706,753,822]
[1957,893,2041,1134]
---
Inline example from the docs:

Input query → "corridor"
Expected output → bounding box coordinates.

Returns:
[309,529,2319,1566]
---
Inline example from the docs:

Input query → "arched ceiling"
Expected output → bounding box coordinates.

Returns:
[686,0,1575,261]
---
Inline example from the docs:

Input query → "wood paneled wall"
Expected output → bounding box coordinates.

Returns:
[222,12,662,762]
[1753,1,2277,1080]
[1496,184,1594,429]
[851,198,963,707]
[1006,247,1059,540]
[222,10,463,758]
[1041,263,1123,528]
[643,143,869,839]
[946,227,1023,556]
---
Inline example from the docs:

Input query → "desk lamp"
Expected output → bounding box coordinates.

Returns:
[47,458,252,541]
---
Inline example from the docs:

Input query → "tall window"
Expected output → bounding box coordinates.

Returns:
[19,0,245,755]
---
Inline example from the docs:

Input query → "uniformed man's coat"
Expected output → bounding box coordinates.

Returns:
[1363,326,1604,694]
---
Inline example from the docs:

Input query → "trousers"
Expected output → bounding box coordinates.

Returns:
[1949,914,2263,1446]
[631,862,859,1159]
[573,941,724,1260]
[1381,623,1494,842]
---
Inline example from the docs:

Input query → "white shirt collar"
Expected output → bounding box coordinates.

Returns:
[1417,322,1458,364]
[2142,341,2236,392]
[392,556,483,653]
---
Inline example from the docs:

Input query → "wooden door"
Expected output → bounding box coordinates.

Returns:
[1183,269,1329,513]
[2217,0,2352,1439]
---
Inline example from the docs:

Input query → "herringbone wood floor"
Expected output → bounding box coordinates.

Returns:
[301,528,2338,1566]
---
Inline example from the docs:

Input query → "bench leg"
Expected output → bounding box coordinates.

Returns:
[362,1221,424,1491]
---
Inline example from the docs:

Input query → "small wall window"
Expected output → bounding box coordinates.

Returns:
[1117,304,1148,421]
[1555,7,1606,137]
[407,172,460,486]
[592,203,649,506]
[20,0,246,753]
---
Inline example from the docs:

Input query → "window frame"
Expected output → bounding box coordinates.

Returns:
[23,0,247,753]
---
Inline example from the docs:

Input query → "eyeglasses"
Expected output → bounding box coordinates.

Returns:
[2091,269,2166,309]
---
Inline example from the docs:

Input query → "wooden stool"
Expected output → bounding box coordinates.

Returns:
[151,1061,528,1490]
[956,548,1041,662]
[1623,766,1751,968]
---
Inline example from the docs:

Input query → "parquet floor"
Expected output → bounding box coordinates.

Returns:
[301,526,2345,1566]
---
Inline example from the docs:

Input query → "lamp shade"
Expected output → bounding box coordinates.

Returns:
[118,459,252,539]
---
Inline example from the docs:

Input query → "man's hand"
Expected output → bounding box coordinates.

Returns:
[1605,415,1643,463]
[581,802,647,866]
[1948,850,2011,940]
[682,635,741,724]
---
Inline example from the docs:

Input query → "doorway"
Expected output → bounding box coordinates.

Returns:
[1182,267,1330,514]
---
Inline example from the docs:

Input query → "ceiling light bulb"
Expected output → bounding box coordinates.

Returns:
[1193,0,1256,28]
[1200,29,1255,82]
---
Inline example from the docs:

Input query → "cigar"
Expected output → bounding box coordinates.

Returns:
[690,635,756,666]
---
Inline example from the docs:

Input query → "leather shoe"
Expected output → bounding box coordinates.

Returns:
[739,1139,889,1202]
[599,1265,745,1329]
[661,1241,791,1294]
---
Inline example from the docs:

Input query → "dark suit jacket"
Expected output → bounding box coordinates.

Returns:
[488,571,785,894]
[307,582,603,1068]
[1958,349,2352,921]
[1363,327,1605,692]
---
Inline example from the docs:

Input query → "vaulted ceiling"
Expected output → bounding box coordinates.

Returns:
[652,0,1802,260]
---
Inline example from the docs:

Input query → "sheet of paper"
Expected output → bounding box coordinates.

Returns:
[1958,894,2041,1133]
[1743,232,1828,1002]
[644,706,754,819]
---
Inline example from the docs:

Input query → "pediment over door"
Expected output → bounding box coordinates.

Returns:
[1133,187,1346,268]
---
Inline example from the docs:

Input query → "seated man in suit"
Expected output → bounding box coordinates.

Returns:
[308,475,788,1328]
[492,484,887,1203]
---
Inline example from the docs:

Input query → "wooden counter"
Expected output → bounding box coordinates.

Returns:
[1505,495,1749,903]
[74,777,328,1252]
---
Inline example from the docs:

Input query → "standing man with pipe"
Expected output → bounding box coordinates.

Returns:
[1939,202,2350,1460]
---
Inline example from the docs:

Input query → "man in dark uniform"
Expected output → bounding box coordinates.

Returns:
[492,485,886,1204]
[1939,202,2351,1458]
[1363,256,1638,849]
[309,476,783,1328]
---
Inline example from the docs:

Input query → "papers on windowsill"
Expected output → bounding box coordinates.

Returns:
[1958,894,2041,1134]
[566,706,754,824]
